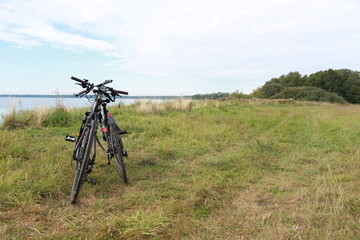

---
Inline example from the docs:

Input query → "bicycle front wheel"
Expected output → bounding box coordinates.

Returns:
[70,119,96,203]
[109,123,128,184]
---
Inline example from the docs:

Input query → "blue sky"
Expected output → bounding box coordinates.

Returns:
[1,0,360,95]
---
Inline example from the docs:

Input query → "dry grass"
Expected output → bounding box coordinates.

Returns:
[33,108,49,127]
[1,105,72,129]
[225,97,344,106]
[184,170,352,240]
[1,106,18,129]
[130,98,195,113]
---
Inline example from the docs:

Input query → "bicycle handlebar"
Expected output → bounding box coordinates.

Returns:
[71,76,85,83]
[74,89,88,97]
[114,90,128,95]
[103,79,113,85]
[71,76,128,99]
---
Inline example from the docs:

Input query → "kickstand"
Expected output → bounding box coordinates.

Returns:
[100,155,112,167]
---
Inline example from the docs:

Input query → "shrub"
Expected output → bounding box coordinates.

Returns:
[42,109,72,127]
[253,69,360,103]
[272,86,347,104]
[230,91,250,99]
[252,82,284,98]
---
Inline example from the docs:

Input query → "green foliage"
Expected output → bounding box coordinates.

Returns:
[42,109,72,127]
[253,69,360,103]
[306,69,360,103]
[305,69,344,94]
[272,86,347,104]
[252,72,302,98]
[192,92,230,100]
[343,74,360,103]
[230,90,250,99]
[253,82,284,98]
[284,71,303,87]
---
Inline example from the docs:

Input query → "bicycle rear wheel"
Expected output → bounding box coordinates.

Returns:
[109,123,128,184]
[70,119,96,203]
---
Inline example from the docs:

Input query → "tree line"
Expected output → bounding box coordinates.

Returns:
[191,69,360,104]
[192,92,230,100]
[251,69,360,103]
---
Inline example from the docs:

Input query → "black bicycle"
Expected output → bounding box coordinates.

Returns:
[66,76,129,204]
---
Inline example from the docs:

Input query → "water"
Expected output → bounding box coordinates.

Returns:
[0,97,156,116]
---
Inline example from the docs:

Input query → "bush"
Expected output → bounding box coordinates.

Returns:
[42,109,72,127]
[251,82,286,99]
[272,86,347,104]
[252,69,360,103]
[230,91,250,99]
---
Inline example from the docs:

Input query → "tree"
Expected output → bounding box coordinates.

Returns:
[272,86,347,104]
[253,69,360,103]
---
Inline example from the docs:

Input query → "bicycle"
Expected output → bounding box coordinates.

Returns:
[66,76,129,204]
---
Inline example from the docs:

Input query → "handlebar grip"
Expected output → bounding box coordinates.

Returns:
[75,89,88,97]
[71,76,84,83]
[115,90,128,95]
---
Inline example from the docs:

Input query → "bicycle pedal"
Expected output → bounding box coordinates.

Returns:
[86,179,97,184]
[122,149,128,157]
[65,135,76,142]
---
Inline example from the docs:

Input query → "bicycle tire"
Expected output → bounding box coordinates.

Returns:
[109,123,128,184]
[70,119,96,203]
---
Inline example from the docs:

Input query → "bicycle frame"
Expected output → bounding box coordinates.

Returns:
[72,94,118,169]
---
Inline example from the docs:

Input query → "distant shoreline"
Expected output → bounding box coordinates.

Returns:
[0,94,191,99]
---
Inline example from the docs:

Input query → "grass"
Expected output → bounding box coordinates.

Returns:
[1,99,360,239]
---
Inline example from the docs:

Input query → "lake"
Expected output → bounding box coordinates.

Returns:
[0,97,164,116]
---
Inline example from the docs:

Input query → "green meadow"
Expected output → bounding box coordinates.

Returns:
[1,99,360,239]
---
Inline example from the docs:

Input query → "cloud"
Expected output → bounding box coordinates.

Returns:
[1,0,360,93]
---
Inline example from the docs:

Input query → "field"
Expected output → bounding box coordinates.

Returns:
[1,99,360,239]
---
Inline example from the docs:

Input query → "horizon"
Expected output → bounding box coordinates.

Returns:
[0,93,193,97]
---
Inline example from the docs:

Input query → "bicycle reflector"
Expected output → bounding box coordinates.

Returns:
[65,135,76,142]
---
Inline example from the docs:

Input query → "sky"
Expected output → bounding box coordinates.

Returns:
[0,0,360,96]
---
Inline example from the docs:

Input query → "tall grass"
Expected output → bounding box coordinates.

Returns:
[129,98,194,113]
[1,97,73,129]
[224,97,342,106]
[1,106,17,130]
[1,107,41,130]
[1,98,196,129]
